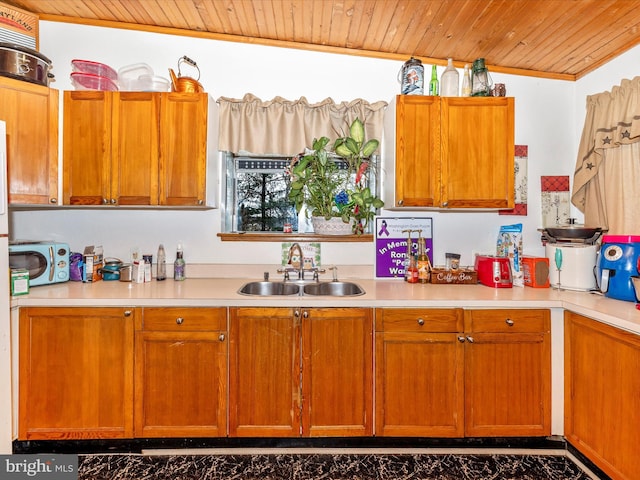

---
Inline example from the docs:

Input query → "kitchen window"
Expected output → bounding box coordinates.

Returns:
[221,151,378,235]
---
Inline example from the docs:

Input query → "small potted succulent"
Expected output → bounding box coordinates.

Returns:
[287,118,384,235]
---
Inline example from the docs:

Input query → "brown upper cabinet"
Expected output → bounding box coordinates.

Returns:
[63,91,210,207]
[0,77,59,205]
[384,95,515,209]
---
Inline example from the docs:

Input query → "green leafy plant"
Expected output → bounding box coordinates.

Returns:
[287,118,384,235]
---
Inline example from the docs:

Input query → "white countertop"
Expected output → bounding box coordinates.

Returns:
[12,277,640,335]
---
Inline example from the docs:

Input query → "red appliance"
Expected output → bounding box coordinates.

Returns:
[475,255,513,288]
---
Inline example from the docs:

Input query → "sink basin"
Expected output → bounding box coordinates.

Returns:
[303,281,365,297]
[238,281,300,296]
[238,280,366,297]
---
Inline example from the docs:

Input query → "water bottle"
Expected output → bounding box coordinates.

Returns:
[156,244,166,281]
[440,58,459,97]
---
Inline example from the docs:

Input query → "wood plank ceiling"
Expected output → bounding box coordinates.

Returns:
[6,0,640,80]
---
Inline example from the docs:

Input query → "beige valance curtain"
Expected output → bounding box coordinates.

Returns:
[572,76,640,234]
[217,94,388,156]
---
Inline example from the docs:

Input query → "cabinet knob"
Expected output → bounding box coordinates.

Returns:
[442,201,449,207]
[197,199,204,205]
[457,335,466,343]
[218,333,225,342]
[294,310,300,318]
[466,335,474,343]
[102,198,109,205]
[49,198,57,204]
[123,310,132,317]
[417,318,425,326]
[176,317,184,325]
[505,318,514,326]
[302,310,309,318]
[110,198,117,205]
[397,199,404,206]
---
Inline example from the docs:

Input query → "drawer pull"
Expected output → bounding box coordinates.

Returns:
[466,335,474,343]
[505,318,514,326]
[417,318,425,326]
[124,310,132,317]
[457,336,466,343]
[176,317,184,325]
[218,334,225,342]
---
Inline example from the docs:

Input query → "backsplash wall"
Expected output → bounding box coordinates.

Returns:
[11,21,640,270]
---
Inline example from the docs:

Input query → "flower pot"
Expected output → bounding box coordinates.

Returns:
[311,216,353,235]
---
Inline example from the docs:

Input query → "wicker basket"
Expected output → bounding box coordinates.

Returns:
[311,216,354,235]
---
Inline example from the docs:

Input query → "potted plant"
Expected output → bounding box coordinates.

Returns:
[287,118,384,235]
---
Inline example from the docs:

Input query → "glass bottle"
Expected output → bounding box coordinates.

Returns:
[428,64,439,96]
[417,236,430,284]
[174,243,186,281]
[440,58,459,97]
[156,244,166,281]
[461,64,471,97]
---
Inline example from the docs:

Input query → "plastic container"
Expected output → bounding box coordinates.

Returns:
[70,72,118,91]
[117,62,153,91]
[71,59,118,81]
[138,74,170,92]
[440,58,459,97]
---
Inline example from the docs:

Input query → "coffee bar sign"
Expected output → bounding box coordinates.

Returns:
[375,217,433,279]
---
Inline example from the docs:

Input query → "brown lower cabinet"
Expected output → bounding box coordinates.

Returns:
[229,307,373,437]
[18,307,134,440]
[376,308,551,437]
[134,307,227,437]
[565,312,640,480]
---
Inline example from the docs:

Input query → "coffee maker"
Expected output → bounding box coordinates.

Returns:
[597,235,640,302]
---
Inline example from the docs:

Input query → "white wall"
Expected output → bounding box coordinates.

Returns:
[12,21,611,270]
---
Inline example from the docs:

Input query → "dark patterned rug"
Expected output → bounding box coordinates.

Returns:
[78,453,598,480]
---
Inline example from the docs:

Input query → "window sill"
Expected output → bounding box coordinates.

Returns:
[218,233,373,242]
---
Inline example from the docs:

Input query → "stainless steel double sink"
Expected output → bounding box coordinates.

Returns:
[238,279,365,297]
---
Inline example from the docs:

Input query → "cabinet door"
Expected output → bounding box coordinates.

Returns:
[0,77,58,204]
[159,93,208,205]
[112,92,159,205]
[440,97,514,208]
[63,91,112,205]
[376,331,464,436]
[464,309,550,437]
[229,307,300,437]
[302,307,373,436]
[394,95,441,207]
[375,308,464,437]
[565,312,640,480]
[18,307,134,440]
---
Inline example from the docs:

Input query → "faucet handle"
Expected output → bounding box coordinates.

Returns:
[311,268,326,281]
[329,265,338,282]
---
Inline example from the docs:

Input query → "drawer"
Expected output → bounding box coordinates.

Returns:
[466,309,550,333]
[140,307,226,331]
[377,308,463,332]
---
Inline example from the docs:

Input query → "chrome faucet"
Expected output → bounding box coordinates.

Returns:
[287,242,305,280]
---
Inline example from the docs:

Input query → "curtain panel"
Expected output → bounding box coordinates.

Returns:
[572,76,640,233]
[217,94,388,156]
